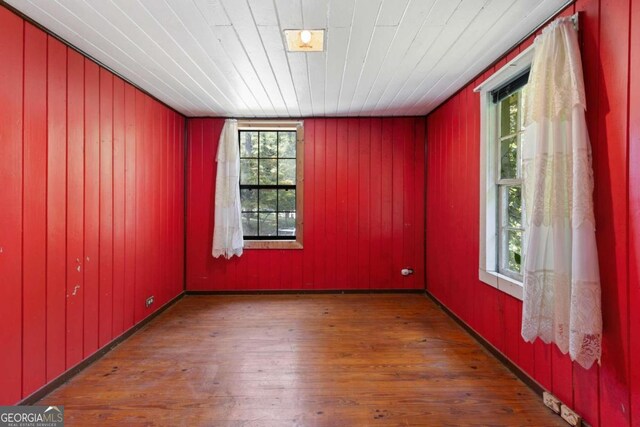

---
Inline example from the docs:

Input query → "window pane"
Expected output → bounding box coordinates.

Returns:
[500,136,518,179]
[277,212,296,236]
[240,189,258,212]
[240,159,258,185]
[259,131,278,158]
[278,159,296,185]
[259,159,277,184]
[278,131,296,158]
[500,92,519,137]
[507,230,522,273]
[259,212,277,236]
[503,186,522,228]
[278,189,295,211]
[242,213,258,236]
[258,189,277,212]
[239,131,258,157]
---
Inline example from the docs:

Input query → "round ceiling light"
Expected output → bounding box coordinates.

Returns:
[300,30,312,44]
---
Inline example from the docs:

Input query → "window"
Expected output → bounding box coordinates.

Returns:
[238,121,303,249]
[495,76,527,281]
[476,46,534,300]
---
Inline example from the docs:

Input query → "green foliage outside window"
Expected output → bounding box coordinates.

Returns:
[239,130,297,239]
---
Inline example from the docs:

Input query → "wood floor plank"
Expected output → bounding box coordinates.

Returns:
[38,294,564,426]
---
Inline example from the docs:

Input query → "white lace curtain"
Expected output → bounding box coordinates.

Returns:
[520,17,602,369]
[212,119,244,259]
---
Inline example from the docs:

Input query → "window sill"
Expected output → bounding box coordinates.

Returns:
[479,269,523,300]
[244,240,303,250]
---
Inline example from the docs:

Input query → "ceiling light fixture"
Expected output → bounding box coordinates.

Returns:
[284,29,325,52]
[300,30,312,45]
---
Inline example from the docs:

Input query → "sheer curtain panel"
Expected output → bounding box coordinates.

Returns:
[520,17,602,369]
[212,119,244,259]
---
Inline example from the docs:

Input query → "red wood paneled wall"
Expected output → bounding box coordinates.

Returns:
[186,118,425,291]
[0,7,185,405]
[426,1,640,426]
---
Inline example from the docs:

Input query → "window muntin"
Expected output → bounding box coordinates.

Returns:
[494,82,527,281]
[239,130,297,240]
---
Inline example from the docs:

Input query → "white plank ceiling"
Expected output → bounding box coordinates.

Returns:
[7,0,571,117]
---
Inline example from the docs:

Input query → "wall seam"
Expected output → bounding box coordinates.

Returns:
[44,31,49,385]
[183,118,188,291]
[20,17,25,400]
[63,43,69,375]
[626,0,633,425]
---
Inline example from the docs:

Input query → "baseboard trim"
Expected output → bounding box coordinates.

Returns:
[18,291,185,405]
[424,290,545,397]
[185,289,425,295]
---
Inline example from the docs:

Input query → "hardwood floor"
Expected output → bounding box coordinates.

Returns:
[38,294,563,426]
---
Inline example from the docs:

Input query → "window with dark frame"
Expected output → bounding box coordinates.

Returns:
[239,129,297,240]
[491,70,529,281]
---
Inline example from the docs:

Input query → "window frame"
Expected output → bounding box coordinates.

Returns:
[475,45,534,301]
[237,120,304,250]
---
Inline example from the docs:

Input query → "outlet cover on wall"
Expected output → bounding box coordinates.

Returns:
[560,404,582,426]
[145,296,154,308]
[543,391,561,413]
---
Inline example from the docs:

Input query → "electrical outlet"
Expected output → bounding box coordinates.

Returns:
[543,391,561,413]
[145,296,154,308]
[561,404,582,426]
